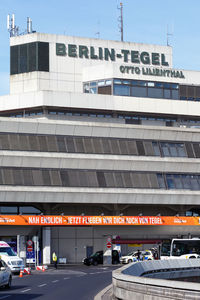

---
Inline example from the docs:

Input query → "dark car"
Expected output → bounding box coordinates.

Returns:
[83,250,119,266]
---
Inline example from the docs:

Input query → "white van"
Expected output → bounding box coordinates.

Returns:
[0,241,24,273]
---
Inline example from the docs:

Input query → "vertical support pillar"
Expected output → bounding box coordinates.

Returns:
[42,227,51,265]
[103,236,112,265]
[17,235,26,267]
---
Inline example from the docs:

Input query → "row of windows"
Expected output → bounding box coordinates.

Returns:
[83,78,179,100]
[2,109,200,128]
[0,167,200,190]
[2,133,200,158]
[0,133,195,158]
[84,78,200,103]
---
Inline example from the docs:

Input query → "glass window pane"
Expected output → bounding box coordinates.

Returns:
[60,170,70,186]
[176,144,187,157]
[113,85,130,96]
[110,139,120,155]
[118,140,129,155]
[101,139,111,154]
[113,173,124,187]
[19,135,30,151]
[65,137,75,152]
[56,136,67,152]
[96,172,106,187]
[173,175,183,189]
[13,169,23,185]
[38,136,48,152]
[161,143,170,157]
[32,170,43,186]
[50,170,62,186]
[3,169,14,185]
[166,175,175,189]
[68,170,79,187]
[22,169,33,185]
[182,175,192,189]
[126,140,138,155]
[152,142,161,156]
[143,141,154,156]
[148,88,163,98]
[164,89,171,99]
[169,144,178,157]
[148,174,159,188]
[190,176,199,190]
[74,138,85,153]
[78,171,88,187]
[122,172,132,187]
[47,136,58,152]
[131,86,147,97]
[172,90,179,99]
[157,174,166,189]
[87,171,98,187]
[93,138,103,154]
[104,172,115,187]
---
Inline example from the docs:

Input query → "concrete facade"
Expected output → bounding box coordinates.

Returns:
[0,32,200,264]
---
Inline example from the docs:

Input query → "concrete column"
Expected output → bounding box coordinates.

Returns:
[103,236,112,265]
[42,227,51,265]
[17,235,26,267]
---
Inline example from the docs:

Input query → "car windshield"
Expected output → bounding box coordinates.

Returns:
[91,252,101,258]
[0,247,16,256]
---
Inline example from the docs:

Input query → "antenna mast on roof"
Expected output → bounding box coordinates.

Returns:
[7,14,19,37]
[118,2,124,41]
[167,24,173,46]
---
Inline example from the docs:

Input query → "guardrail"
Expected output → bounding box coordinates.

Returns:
[112,259,200,300]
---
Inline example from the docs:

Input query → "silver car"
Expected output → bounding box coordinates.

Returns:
[0,259,12,289]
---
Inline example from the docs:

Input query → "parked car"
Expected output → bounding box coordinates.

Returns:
[120,251,138,264]
[0,258,12,289]
[120,250,154,264]
[83,250,119,266]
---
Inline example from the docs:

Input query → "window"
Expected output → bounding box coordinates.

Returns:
[10,42,49,75]
[114,85,130,96]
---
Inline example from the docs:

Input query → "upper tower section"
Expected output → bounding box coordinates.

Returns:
[9,32,173,94]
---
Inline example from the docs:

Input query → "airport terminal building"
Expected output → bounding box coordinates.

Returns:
[0,32,200,264]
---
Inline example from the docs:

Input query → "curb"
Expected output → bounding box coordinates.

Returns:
[94,284,112,300]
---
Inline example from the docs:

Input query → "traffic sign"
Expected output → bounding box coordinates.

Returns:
[106,242,112,249]
[27,240,33,246]
[27,245,33,252]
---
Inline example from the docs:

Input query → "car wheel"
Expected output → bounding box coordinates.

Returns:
[5,276,12,289]
[128,259,132,263]
[93,261,98,266]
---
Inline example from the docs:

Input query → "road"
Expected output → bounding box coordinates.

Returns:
[0,265,119,300]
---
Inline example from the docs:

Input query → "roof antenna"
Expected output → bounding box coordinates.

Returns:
[7,14,19,37]
[117,2,124,41]
[167,24,173,46]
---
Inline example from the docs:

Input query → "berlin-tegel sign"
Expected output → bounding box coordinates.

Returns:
[56,43,185,79]
[0,215,200,226]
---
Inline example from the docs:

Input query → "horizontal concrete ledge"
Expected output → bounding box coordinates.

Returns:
[0,186,200,205]
[1,151,200,173]
[1,114,200,142]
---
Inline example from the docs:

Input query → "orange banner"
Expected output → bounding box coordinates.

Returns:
[0,215,200,226]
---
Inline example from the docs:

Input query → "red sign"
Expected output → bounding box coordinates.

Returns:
[27,240,33,246]
[106,242,112,249]
[27,245,33,252]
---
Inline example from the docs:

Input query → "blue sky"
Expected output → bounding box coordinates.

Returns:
[1,0,200,95]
